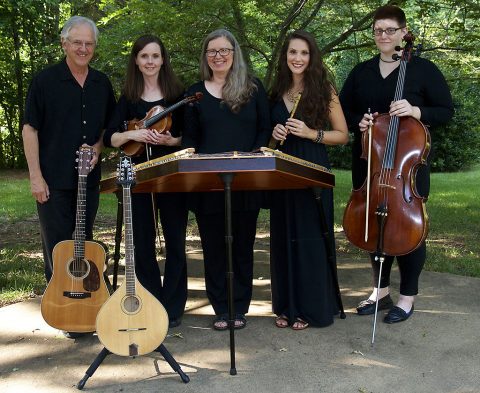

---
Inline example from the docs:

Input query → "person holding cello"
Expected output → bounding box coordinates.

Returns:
[340,5,454,323]
[103,34,188,328]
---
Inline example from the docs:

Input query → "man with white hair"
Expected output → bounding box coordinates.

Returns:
[22,16,115,338]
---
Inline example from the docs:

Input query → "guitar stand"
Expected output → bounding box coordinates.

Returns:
[77,343,189,390]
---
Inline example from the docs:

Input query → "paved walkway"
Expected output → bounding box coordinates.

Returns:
[1,237,479,392]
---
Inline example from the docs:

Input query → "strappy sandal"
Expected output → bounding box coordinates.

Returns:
[213,314,229,331]
[275,314,289,328]
[234,313,247,330]
[292,317,309,330]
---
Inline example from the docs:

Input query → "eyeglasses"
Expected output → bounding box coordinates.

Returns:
[372,27,404,36]
[205,48,234,58]
[66,38,96,50]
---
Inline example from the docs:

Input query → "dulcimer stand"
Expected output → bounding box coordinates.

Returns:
[97,148,339,376]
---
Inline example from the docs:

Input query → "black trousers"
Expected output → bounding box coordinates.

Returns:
[36,187,99,282]
[131,192,188,320]
[370,241,426,296]
[195,209,259,316]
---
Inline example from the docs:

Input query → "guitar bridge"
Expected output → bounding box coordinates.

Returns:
[63,291,91,299]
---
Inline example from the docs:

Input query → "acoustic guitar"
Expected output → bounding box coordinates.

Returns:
[95,156,169,357]
[41,146,109,332]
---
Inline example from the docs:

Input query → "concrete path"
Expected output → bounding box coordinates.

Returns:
[1,237,479,393]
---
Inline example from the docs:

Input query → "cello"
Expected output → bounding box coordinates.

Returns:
[343,32,430,257]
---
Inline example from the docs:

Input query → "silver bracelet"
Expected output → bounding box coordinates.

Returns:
[314,129,324,144]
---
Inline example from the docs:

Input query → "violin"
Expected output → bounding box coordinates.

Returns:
[121,92,203,156]
[342,33,430,256]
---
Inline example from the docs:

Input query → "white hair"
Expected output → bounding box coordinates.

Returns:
[60,16,99,44]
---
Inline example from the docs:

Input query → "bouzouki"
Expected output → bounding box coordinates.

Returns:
[96,156,169,357]
[41,146,109,332]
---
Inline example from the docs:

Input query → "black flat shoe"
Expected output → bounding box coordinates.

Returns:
[356,294,393,315]
[384,305,414,324]
[169,318,182,328]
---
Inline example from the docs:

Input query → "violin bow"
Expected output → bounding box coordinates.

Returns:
[365,108,373,242]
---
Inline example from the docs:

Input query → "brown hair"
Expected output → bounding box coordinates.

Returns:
[373,5,406,27]
[123,34,183,103]
[270,30,334,130]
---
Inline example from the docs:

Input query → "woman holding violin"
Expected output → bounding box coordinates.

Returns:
[103,34,188,328]
[340,5,454,323]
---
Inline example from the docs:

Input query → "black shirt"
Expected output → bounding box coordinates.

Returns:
[24,59,116,189]
[182,79,271,153]
[182,79,271,213]
[340,55,454,191]
[103,94,185,165]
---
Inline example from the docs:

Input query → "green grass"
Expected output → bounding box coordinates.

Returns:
[1,166,479,305]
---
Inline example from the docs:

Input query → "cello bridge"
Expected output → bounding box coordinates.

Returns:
[378,183,396,190]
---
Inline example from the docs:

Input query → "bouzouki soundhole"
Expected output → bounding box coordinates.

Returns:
[121,295,142,314]
[67,258,90,279]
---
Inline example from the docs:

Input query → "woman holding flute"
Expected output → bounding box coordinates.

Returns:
[269,30,348,330]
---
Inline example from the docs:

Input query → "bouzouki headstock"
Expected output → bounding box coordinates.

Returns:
[117,155,136,188]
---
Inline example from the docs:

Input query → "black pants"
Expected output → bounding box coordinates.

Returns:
[131,192,188,320]
[370,241,426,296]
[195,209,259,316]
[36,187,99,282]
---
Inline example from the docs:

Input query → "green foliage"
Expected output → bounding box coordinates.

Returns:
[0,0,479,171]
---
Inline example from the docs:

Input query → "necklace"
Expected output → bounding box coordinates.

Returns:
[286,88,302,103]
[379,56,398,63]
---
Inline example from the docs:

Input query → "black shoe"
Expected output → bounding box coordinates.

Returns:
[384,305,414,324]
[168,318,182,328]
[62,331,91,339]
[356,294,394,315]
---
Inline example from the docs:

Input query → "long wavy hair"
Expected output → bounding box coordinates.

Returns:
[270,30,334,130]
[199,29,256,113]
[123,34,183,103]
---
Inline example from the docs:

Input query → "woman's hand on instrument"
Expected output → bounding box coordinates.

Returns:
[359,112,378,132]
[127,128,159,144]
[389,99,421,120]
[152,130,181,146]
[272,123,288,141]
[286,118,316,140]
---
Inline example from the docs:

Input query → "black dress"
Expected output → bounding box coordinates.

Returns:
[269,99,339,327]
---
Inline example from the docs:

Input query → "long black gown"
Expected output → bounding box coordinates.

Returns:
[270,99,339,327]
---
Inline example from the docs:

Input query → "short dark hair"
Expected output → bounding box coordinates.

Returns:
[373,5,406,27]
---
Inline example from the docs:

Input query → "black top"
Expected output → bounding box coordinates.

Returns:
[340,55,454,190]
[103,94,185,164]
[182,79,271,213]
[24,59,116,189]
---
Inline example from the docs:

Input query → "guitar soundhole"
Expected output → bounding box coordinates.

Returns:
[67,258,90,279]
[123,295,141,313]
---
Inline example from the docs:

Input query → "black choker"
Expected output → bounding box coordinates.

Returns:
[379,57,398,63]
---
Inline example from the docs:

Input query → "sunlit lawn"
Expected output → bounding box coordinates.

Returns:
[1,165,479,305]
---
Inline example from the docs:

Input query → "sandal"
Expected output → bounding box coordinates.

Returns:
[275,314,289,328]
[234,313,247,330]
[213,314,229,331]
[292,317,309,330]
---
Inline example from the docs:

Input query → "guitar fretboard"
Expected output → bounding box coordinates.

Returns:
[73,174,87,259]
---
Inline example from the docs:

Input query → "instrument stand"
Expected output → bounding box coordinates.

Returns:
[313,188,346,319]
[219,173,237,376]
[77,343,189,390]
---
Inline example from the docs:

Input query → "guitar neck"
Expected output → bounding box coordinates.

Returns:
[123,185,136,295]
[73,174,87,259]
